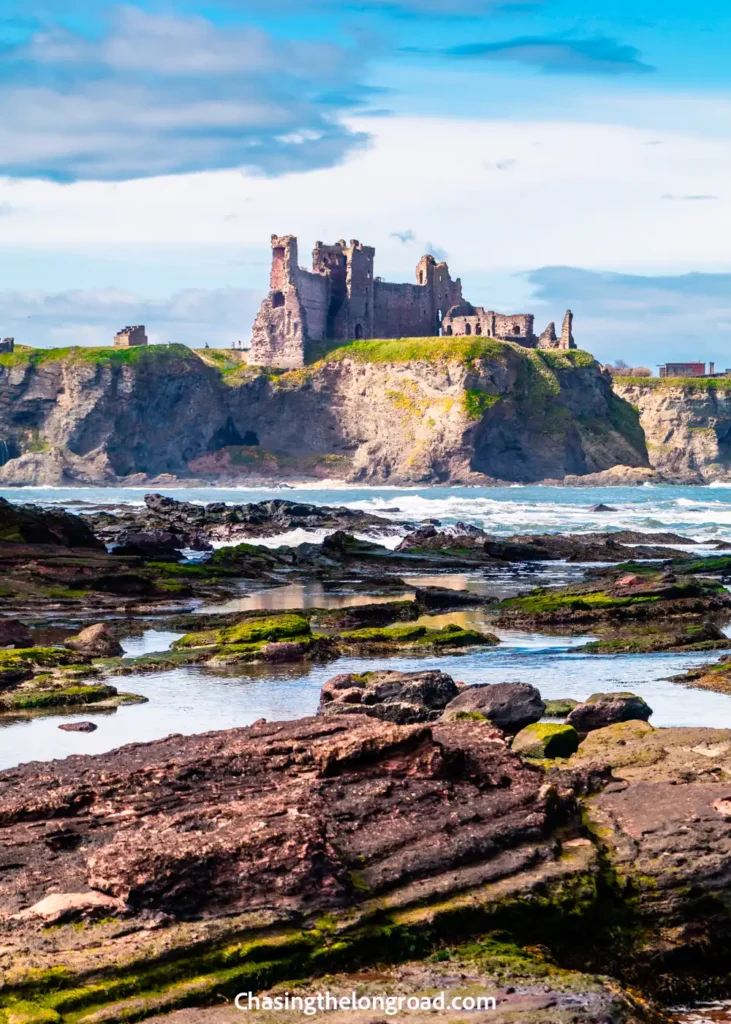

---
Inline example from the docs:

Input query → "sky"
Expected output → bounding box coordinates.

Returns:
[1,0,731,366]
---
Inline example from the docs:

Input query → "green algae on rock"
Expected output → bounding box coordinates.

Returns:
[512,722,579,759]
[494,571,731,627]
[543,698,579,718]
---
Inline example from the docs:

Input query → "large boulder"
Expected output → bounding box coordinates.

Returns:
[512,722,579,759]
[111,530,184,561]
[0,498,103,549]
[443,682,545,732]
[567,692,652,733]
[0,619,32,649]
[65,623,123,658]
[319,669,461,724]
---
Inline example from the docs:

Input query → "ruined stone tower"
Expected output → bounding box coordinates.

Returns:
[249,235,463,368]
[248,233,577,367]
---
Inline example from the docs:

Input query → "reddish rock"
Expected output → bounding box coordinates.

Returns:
[65,623,123,658]
[0,716,552,922]
[58,721,98,733]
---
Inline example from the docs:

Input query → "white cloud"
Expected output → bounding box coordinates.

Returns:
[0,8,371,181]
[0,112,729,279]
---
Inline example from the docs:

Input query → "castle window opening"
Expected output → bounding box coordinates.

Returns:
[513,324,521,335]
[355,323,363,339]
[286,311,291,334]
[445,326,453,336]
[272,291,285,308]
[465,324,472,335]
[475,324,482,335]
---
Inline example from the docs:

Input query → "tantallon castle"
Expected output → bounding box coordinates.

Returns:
[249,234,576,368]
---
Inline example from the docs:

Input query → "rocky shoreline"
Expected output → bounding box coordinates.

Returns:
[1,494,731,1022]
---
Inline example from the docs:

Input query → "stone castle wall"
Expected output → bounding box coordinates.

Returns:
[249,233,574,367]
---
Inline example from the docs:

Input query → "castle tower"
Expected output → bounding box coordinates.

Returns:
[249,235,308,368]
[559,310,576,350]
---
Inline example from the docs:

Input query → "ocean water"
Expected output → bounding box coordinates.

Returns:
[3,483,731,770]
[10,481,731,544]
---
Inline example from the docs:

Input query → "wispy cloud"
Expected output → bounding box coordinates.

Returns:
[390,229,416,243]
[0,8,373,182]
[661,193,718,201]
[485,158,517,170]
[425,241,448,261]
[424,35,654,75]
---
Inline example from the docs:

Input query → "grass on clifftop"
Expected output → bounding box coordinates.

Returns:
[615,375,731,390]
[311,335,597,369]
[0,343,198,369]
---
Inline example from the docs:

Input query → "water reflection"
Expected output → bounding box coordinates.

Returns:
[673,1003,731,1023]
[198,582,415,616]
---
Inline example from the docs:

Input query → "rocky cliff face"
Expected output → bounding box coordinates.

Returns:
[0,341,648,486]
[612,378,731,483]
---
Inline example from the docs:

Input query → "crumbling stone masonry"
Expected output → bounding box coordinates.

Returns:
[442,306,576,351]
[114,325,148,348]
[249,234,575,368]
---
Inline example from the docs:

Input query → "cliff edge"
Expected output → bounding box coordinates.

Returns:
[0,340,648,486]
[612,375,731,484]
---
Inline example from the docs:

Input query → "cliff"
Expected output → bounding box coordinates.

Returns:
[0,340,649,486]
[612,376,731,484]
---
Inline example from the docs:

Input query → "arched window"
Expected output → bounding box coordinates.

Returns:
[272,291,285,308]
[465,323,472,335]
[513,324,521,335]
[419,271,424,284]
[445,326,453,336]
[355,323,363,339]
[475,323,482,335]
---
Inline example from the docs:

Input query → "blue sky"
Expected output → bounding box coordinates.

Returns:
[1,0,730,365]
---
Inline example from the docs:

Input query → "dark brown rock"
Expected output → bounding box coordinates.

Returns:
[112,529,184,561]
[0,619,32,648]
[319,669,462,724]
[58,721,98,733]
[0,498,103,549]
[567,692,652,733]
[443,682,545,732]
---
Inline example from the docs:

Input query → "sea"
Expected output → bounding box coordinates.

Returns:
[3,481,731,771]
[6,482,731,1021]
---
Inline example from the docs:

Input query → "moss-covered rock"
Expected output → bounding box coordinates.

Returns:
[335,622,499,653]
[495,572,731,627]
[0,683,119,711]
[173,613,311,650]
[512,722,580,759]
[543,698,579,718]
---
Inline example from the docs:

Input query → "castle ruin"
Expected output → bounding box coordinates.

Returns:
[249,234,575,368]
[114,325,148,348]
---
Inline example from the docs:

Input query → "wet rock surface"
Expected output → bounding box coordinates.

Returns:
[443,682,546,732]
[86,493,406,546]
[396,524,697,563]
